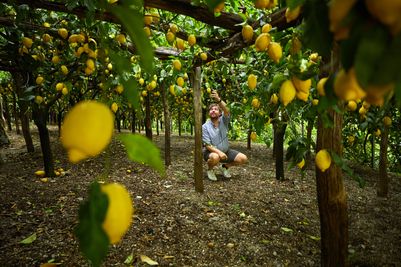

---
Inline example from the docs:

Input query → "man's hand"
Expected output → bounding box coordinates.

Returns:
[211,90,221,103]
[218,151,227,161]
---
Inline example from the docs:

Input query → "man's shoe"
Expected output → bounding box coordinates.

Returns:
[220,164,231,178]
[207,169,217,181]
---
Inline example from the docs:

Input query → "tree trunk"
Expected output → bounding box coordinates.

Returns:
[156,117,159,136]
[370,134,375,168]
[131,109,136,133]
[33,107,55,177]
[274,122,287,181]
[193,67,204,193]
[316,108,348,267]
[20,110,34,152]
[178,109,182,136]
[0,121,10,146]
[247,128,251,150]
[161,83,171,166]
[57,111,63,137]
[377,126,389,197]
[145,95,152,140]
[12,93,20,134]
[2,95,12,131]
[306,118,314,165]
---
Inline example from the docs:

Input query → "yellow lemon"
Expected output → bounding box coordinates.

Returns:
[101,183,133,244]
[62,87,68,95]
[315,149,331,172]
[58,28,68,39]
[312,99,319,106]
[61,101,114,163]
[261,23,272,33]
[374,129,381,137]
[169,85,176,95]
[347,100,357,111]
[144,26,151,37]
[143,14,153,26]
[242,25,254,42]
[317,77,328,96]
[296,90,309,102]
[149,80,157,90]
[255,33,271,52]
[172,59,181,71]
[56,82,64,91]
[267,42,282,63]
[254,0,269,9]
[35,95,44,104]
[36,76,44,85]
[139,78,145,86]
[34,170,46,177]
[250,132,257,141]
[297,158,305,169]
[285,5,302,23]
[270,93,278,104]
[86,58,95,70]
[169,23,178,34]
[116,34,126,44]
[188,34,196,46]
[334,68,366,101]
[166,31,175,44]
[366,0,401,35]
[292,76,311,93]
[52,55,61,64]
[200,52,208,61]
[111,102,118,113]
[176,77,185,87]
[328,0,357,33]
[61,65,69,75]
[247,74,257,90]
[383,116,392,127]
[22,37,33,48]
[176,38,185,50]
[115,85,124,94]
[290,36,302,55]
[42,33,52,43]
[214,2,225,13]
[251,97,260,109]
[279,80,296,106]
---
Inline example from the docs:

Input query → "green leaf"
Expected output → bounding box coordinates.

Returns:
[204,0,224,11]
[75,182,109,267]
[122,77,140,109]
[302,0,333,58]
[281,227,293,233]
[354,24,388,88]
[20,233,36,244]
[373,33,401,85]
[308,235,320,241]
[286,0,305,9]
[110,1,154,73]
[118,134,165,176]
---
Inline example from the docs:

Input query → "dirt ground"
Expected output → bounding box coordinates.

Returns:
[0,127,400,267]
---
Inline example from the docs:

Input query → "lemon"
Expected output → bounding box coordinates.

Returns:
[111,102,118,113]
[175,38,185,50]
[214,2,225,13]
[107,63,113,71]
[317,77,328,96]
[172,59,181,71]
[116,34,126,44]
[169,23,178,34]
[267,42,282,63]
[58,28,68,39]
[22,37,33,48]
[86,59,95,70]
[141,90,148,97]
[242,25,254,42]
[34,170,46,177]
[290,36,302,55]
[176,77,185,87]
[383,116,392,127]
[365,0,401,34]
[359,106,367,115]
[315,149,331,172]
[328,0,357,33]
[52,55,61,64]
[166,31,175,44]
[36,76,44,85]
[279,80,296,106]
[270,93,278,104]
[261,23,272,33]
[143,14,153,26]
[61,65,69,75]
[61,101,114,163]
[296,90,309,102]
[334,68,366,101]
[312,99,319,106]
[297,158,305,169]
[139,78,145,86]
[285,5,301,23]
[374,129,381,137]
[144,26,151,37]
[347,100,357,111]
[255,33,270,52]
[251,97,260,109]
[254,0,269,9]
[42,33,52,43]
[247,74,257,90]
[292,76,311,93]
[364,83,394,107]
[149,80,157,90]
[62,87,68,95]
[35,95,43,104]
[169,85,176,95]
[101,183,133,244]
[43,22,51,28]
[200,52,208,61]
[115,85,124,94]
[250,132,257,141]
[188,34,196,46]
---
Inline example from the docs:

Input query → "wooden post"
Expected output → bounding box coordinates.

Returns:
[193,66,204,193]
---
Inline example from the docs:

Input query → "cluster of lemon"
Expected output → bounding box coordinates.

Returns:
[61,100,133,244]
[242,23,282,63]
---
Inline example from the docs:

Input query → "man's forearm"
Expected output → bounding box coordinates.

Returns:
[205,144,222,154]
[218,100,230,115]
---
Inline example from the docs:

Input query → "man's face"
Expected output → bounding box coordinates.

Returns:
[209,105,220,119]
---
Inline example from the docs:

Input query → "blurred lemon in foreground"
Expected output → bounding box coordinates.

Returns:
[61,101,114,163]
[101,183,133,244]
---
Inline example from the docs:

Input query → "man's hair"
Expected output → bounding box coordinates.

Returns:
[208,103,221,112]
